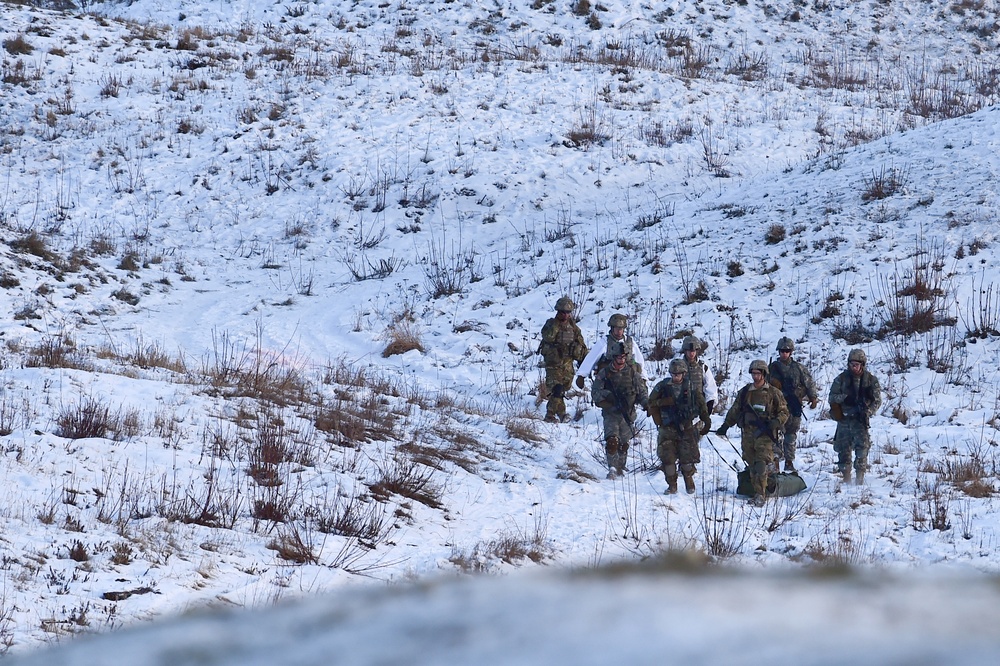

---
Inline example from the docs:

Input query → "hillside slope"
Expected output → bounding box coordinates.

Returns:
[2,0,1000,655]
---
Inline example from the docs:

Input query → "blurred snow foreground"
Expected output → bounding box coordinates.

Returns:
[11,559,1000,666]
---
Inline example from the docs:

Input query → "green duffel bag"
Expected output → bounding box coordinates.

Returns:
[736,469,807,497]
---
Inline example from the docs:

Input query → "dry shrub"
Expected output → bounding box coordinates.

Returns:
[451,518,550,571]
[382,320,424,357]
[251,487,292,524]
[202,330,309,406]
[861,164,907,202]
[110,542,133,566]
[506,416,544,444]
[316,492,392,548]
[68,540,88,562]
[26,335,90,370]
[313,393,397,447]
[267,525,318,564]
[369,455,443,509]
[555,454,599,483]
[56,398,122,440]
[3,34,33,55]
[764,223,786,244]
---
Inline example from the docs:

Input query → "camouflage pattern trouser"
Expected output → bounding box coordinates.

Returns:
[777,415,802,462]
[656,425,701,476]
[741,433,774,497]
[602,410,634,471]
[544,362,575,419]
[833,418,871,473]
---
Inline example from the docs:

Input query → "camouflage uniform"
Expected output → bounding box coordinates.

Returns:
[828,349,882,483]
[576,314,646,386]
[591,350,647,477]
[717,361,789,503]
[768,338,819,471]
[538,298,588,422]
[678,336,718,413]
[647,361,710,494]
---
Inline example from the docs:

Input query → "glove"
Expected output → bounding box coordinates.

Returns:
[638,399,648,410]
[699,419,711,436]
[809,397,818,410]
[575,376,586,390]
[715,426,729,437]
[706,400,715,414]
[551,384,565,399]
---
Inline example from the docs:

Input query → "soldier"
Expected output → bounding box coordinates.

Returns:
[538,296,588,422]
[716,359,789,507]
[768,337,819,473]
[575,313,646,389]
[591,340,648,479]
[828,348,882,485]
[678,335,719,413]
[647,358,712,494]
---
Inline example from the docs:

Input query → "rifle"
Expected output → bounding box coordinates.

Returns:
[770,364,803,417]
[606,380,636,439]
[856,392,870,428]
[844,381,871,428]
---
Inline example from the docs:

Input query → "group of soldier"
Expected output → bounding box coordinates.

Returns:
[538,297,882,506]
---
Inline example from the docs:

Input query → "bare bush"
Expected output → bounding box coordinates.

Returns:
[696,471,752,559]
[382,319,424,357]
[861,164,907,202]
[3,34,33,56]
[422,234,481,298]
[55,398,122,440]
[26,335,90,370]
[960,272,1000,339]
[315,491,393,548]
[369,454,444,509]
[267,523,320,564]
[202,328,309,406]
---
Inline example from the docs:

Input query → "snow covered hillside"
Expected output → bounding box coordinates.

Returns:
[2,0,1000,657]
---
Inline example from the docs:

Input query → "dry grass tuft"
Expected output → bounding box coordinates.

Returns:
[382,320,424,357]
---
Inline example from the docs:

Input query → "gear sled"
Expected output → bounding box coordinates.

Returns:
[736,468,807,497]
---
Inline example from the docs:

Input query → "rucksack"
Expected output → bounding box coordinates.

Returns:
[736,469,807,497]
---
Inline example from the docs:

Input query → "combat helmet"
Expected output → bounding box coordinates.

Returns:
[681,335,702,353]
[749,359,769,376]
[668,358,688,375]
[554,296,576,312]
[848,348,867,365]
[776,336,795,352]
[608,313,628,329]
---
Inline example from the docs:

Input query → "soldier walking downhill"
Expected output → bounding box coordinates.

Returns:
[538,296,588,423]
[678,335,719,413]
[768,337,819,473]
[591,341,648,479]
[575,313,646,389]
[716,360,789,506]
[828,348,882,485]
[646,358,712,494]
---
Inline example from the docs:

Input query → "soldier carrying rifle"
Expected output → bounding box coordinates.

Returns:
[828,348,881,485]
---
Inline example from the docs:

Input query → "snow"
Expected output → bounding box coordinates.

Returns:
[2,0,1000,661]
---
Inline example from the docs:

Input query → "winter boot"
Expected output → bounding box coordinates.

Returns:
[616,441,630,475]
[665,474,678,495]
[855,468,865,485]
[784,459,796,473]
[605,437,619,479]
[841,467,852,483]
[681,465,696,494]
